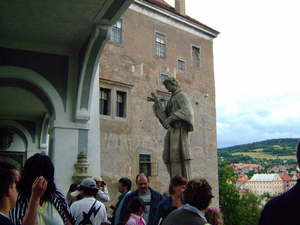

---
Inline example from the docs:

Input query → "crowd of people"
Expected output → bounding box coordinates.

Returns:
[0,152,225,225]
[3,146,300,225]
[5,141,300,225]
[0,156,224,225]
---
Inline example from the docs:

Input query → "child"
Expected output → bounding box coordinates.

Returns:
[205,208,224,225]
[120,197,147,225]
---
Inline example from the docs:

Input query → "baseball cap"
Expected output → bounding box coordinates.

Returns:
[94,176,103,182]
[71,178,97,196]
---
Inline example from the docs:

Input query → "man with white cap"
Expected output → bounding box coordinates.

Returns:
[70,178,107,225]
[94,176,110,203]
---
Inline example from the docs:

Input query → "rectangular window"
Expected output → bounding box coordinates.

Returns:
[139,153,151,176]
[100,88,110,115]
[116,91,126,118]
[155,33,166,58]
[111,19,123,44]
[191,45,201,68]
[178,60,185,70]
[161,73,169,84]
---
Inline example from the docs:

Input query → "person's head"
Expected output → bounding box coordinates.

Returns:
[169,175,188,197]
[118,177,132,194]
[18,153,56,200]
[183,178,214,211]
[127,196,147,216]
[67,183,80,201]
[205,208,223,225]
[94,176,105,188]
[163,77,179,93]
[10,168,21,184]
[72,178,98,198]
[297,140,300,168]
[136,173,150,194]
[68,183,78,193]
[0,168,18,210]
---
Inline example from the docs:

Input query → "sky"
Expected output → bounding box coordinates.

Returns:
[164,0,300,148]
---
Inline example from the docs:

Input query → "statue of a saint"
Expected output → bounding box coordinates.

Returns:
[148,77,194,180]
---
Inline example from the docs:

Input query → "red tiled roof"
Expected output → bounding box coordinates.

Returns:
[232,163,258,167]
[273,165,295,170]
[239,190,246,196]
[278,173,293,181]
[231,163,264,169]
[237,177,248,183]
[236,173,249,183]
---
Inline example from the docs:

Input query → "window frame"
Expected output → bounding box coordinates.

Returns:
[116,91,127,118]
[139,153,152,176]
[110,18,124,45]
[190,44,202,69]
[178,59,186,71]
[100,88,111,116]
[99,77,133,121]
[154,31,167,59]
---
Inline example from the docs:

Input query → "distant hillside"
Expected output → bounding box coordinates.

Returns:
[218,138,299,157]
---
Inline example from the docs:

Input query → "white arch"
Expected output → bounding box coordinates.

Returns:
[0,120,34,150]
[0,66,65,119]
[76,25,110,122]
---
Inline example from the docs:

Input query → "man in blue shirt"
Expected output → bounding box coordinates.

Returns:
[120,173,163,225]
[111,177,132,225]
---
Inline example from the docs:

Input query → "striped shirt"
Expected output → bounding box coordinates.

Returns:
[10,189,76,225]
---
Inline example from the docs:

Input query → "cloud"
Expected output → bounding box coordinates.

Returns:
[164,0,300,148]
[217,93,300,148]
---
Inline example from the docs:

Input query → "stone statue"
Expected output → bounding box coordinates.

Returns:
[148,77,194,180]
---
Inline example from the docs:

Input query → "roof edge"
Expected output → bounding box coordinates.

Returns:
[135,0,220,38]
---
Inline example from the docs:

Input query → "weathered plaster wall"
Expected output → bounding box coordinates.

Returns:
[99,3,218,210]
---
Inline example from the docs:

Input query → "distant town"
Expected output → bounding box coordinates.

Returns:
[231,163,298,196]
[218,138,299,198]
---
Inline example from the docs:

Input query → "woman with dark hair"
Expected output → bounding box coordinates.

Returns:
[67,183,81,207]
[120,196,147,225]
[161,178,214,225]
[10,153,76,225]
[155,175,187,224]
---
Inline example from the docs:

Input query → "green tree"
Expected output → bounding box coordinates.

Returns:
[261,192,272,201]
[219,165,262,225]
[219,165,241,225]
[247,170,256,179]
[239,192,262,225]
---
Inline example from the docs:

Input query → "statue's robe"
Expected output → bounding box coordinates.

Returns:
[163,87,194,180]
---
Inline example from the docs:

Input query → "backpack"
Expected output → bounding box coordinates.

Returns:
[79,200,101,225]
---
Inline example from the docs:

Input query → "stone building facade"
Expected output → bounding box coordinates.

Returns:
[98,0,220,208]
[278,173,294,192]
[249,174,283,196]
